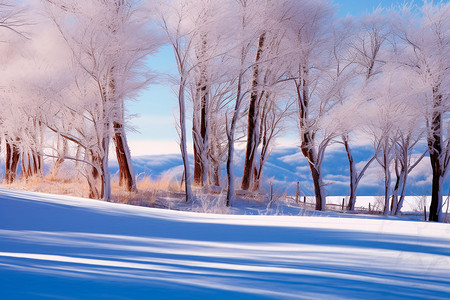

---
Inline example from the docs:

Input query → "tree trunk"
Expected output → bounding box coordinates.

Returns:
[390,165,401,214]
[344,137,357,210]
[226,131,236,206]
[51,136,67,177]
[395,171,408,215]
[383,153,391,216]
[296,65,325,211]
[179,82,193,203]
[226,74,244,206]
[21,152,29,179]
[193,135,203,185]
[21,150,42,179]
[241,33,265,191]
[429,153,444,222]
[88,151,101,199]
[101,135,111,201]
[309,162,326,211]
[10,147,20,183]
[193,94,203,185]
[5,139,20,184]
[251,100,272,192]
[200,90,209,185]
[428,90,443,222]
[32,152,41,176]
[212,163,220,187]
[192,88,209,186]
[193,35,210,187]
[253,165,262,192]
[113,121,136,192]
[209,140,221,187]
[5,140,12,183]
[301,132,325,210]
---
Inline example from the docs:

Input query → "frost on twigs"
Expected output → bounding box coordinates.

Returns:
[191,191,229,214]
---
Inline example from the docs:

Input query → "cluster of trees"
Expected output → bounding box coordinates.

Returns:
[0,0,448,221]
[1,0,161,200]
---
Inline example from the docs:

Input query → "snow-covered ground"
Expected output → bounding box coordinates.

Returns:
[1,189,450,299]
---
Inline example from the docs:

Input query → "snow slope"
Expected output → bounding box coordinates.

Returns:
[1,189,450,299]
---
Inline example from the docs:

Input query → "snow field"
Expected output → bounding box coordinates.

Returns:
[1,189,450,299]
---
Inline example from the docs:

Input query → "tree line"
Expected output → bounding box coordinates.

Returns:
[0,0,448,221]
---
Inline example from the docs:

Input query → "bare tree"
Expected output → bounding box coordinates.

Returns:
[187,1,231,187]
[394,2,450,221]
[155,0,201,202]
[286,1,350,210]
[342,13,392,211]
[241,0,295,192]
[223,0,264,206]
[45,0,159,200]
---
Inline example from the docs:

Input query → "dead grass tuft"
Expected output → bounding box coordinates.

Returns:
[136,173,182,192]
[110,174,185,209]
[3,174,88,198]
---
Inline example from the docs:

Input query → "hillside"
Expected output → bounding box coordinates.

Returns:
[1,189,449,299]
[109,147,447,197]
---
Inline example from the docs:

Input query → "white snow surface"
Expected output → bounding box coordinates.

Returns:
[1,189,450,299]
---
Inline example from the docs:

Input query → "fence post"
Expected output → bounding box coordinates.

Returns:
[295,182,300,204]
[342,198,345,211]
[424,205,427,221]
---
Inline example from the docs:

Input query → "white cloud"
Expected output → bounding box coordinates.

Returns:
[323,174,349,187]
[408,157,431,179]
[348,131,373,148]
[279,152,303,164]
[414,176,433,186]
[325,142,346,154]
[357,162,383,187]
[296,166,310,173]
[272,137,299,149]
[323,180,348,187]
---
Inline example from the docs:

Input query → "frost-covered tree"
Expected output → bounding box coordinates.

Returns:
[154,0,203,202]
[343,12,391,211]
[240,0,295,192]
[223,0,263,205]
[286,1,352,211]
[186,0,231,187]
[394,2,450,221]
[363,90,402,215]
[361,61,429,216]
[386,68,428,215]
[45,0,159,200]
[0,1,31,183]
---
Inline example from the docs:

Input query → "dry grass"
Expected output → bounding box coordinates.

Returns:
[135,174,183,192]
[113,173,185,208]
[1,171,185,209]
[2,171,89,198]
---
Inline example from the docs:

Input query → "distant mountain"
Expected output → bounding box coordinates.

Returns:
[110,146,448,197]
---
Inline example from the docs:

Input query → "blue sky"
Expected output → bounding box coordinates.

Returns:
[127,0,423,156]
